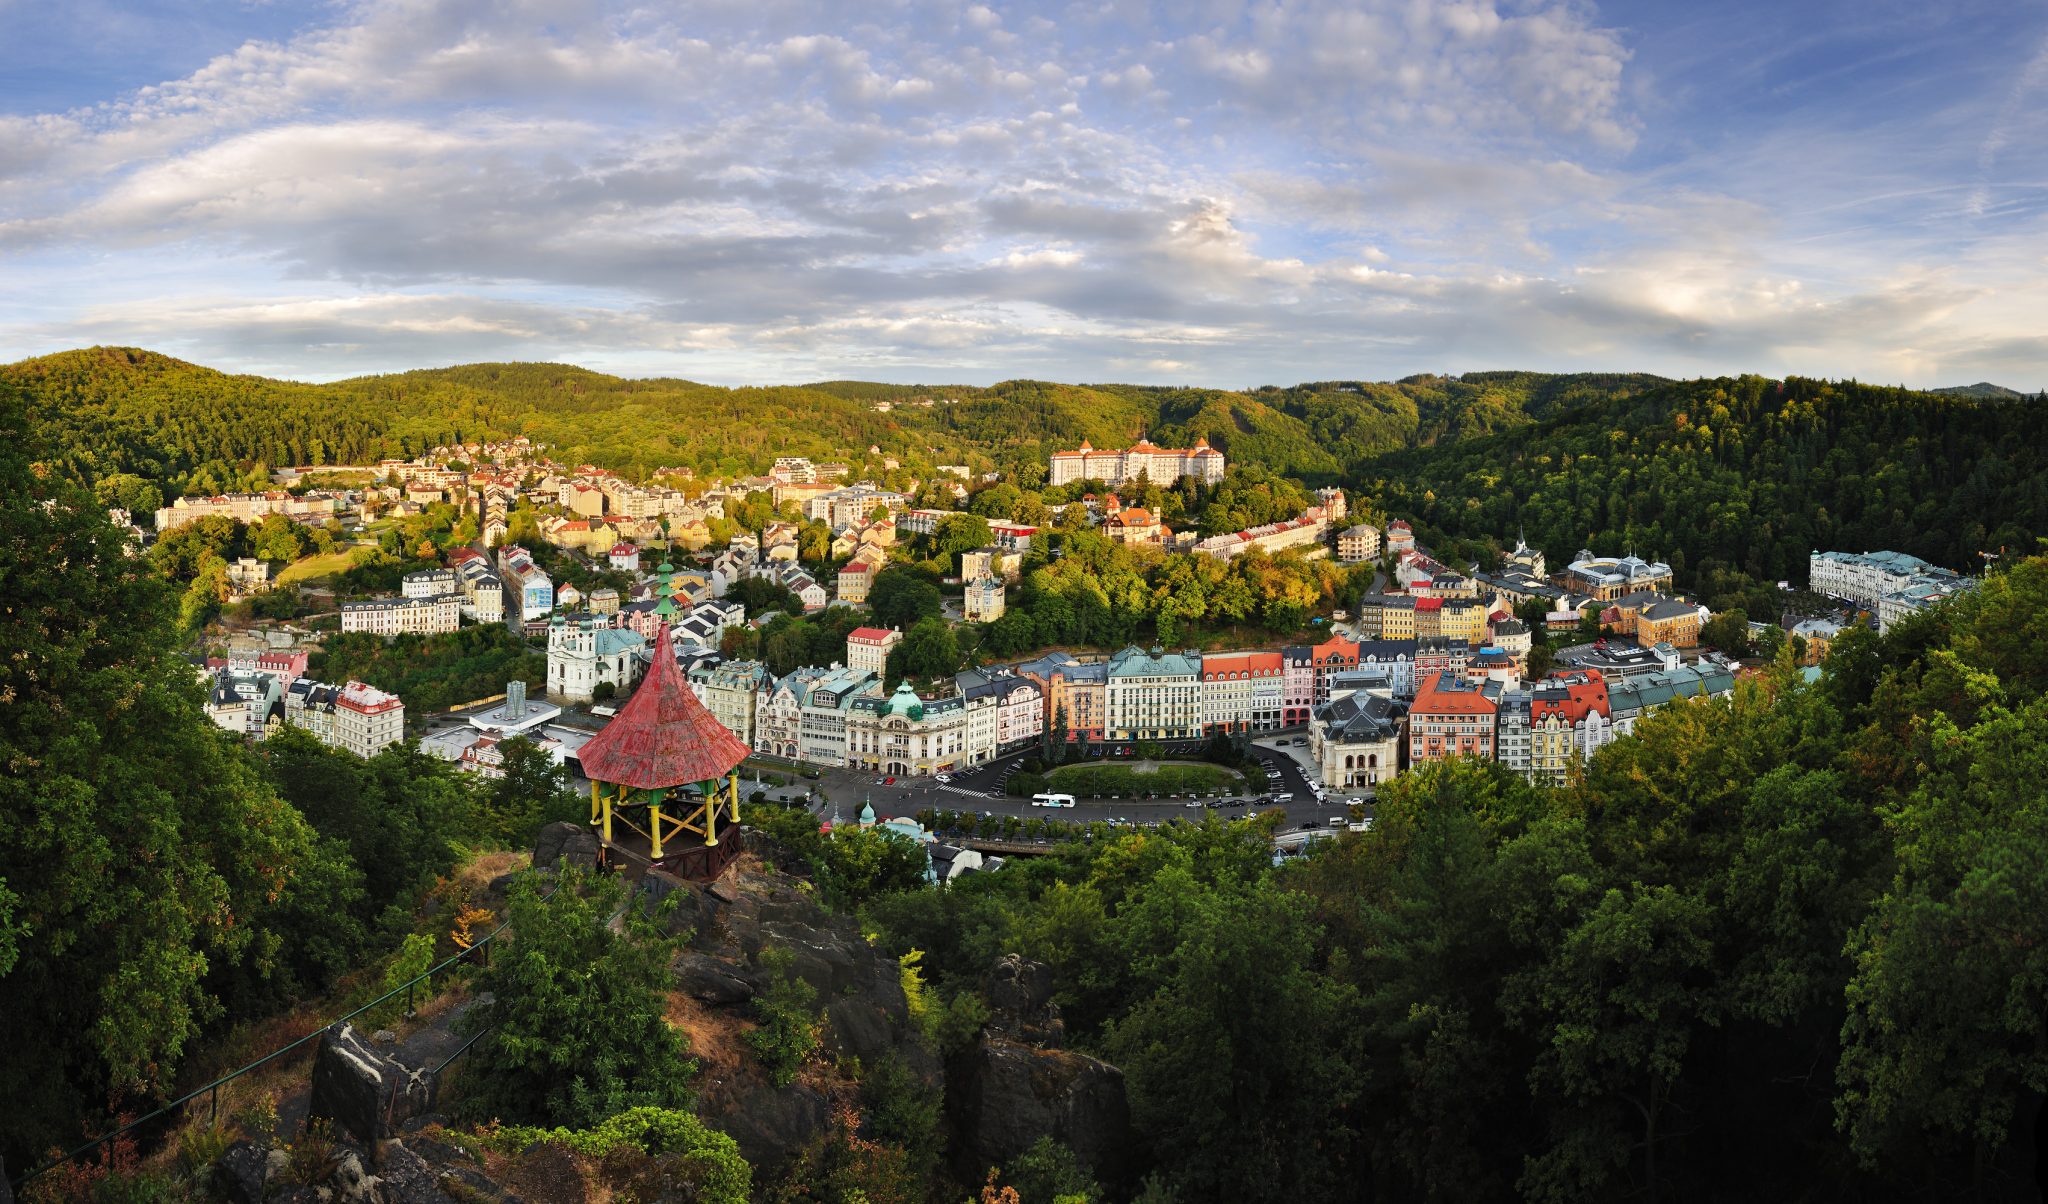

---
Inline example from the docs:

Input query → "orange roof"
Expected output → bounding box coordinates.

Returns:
[1203,650,1283,675]
[577,624,750,790]
[1532,671,1610,724]
[1412,671,1497,717]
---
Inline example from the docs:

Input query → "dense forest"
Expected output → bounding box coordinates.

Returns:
[3,347,1670,505]
[1356,375,2048,608]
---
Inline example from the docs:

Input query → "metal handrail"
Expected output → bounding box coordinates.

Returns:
[8,884,551,1193]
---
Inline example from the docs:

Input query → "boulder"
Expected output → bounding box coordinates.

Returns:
[214,1140,272,1204]
[531,822,599,873]
[949,1040,1132,1184]
[370,1140,455,1204]
[674,951,755,1006]
[308,1022,439,1146]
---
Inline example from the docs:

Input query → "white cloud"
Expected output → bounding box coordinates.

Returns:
[0,0,2041,387]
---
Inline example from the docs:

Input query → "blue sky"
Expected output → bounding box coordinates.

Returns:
[1,0,2043,387]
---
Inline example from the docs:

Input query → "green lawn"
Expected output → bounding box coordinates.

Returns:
[277,548,363,585]
[1044,759,1245,797]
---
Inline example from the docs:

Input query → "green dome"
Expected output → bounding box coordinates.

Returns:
[859,800,876,824]
[886,681,924,721]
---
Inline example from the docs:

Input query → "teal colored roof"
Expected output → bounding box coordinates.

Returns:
[886,681,925,720]
[594,630,646,656]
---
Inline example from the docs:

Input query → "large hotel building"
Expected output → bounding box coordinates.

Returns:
[1048,437,1226,488]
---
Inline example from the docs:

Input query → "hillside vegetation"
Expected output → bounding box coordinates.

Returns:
[3,347,1669,501]
[1359,374,2048,606]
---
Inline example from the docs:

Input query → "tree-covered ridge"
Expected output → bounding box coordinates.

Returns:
[4,347,1672,503]
[1360,373,2048,599]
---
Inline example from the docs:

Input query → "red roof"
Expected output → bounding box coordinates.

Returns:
[576,624,750,790]
[848,626,895,642]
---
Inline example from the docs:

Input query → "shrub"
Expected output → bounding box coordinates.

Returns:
[481,1107,752,1204]
[747,947,822,1088]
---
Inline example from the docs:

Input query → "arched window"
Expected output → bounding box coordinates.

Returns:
[1368,754,1378,768]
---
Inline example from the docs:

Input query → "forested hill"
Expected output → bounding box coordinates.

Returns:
[1358,374,2048,601]
[4,346,1668,500]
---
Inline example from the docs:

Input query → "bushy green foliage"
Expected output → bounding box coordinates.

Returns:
[1363,374,2048,606]
[1002,1135,1101,1204]
[460,868,695,1128]
[479,1106,751,1204]
[307,625,545,716]
[746,947,822,1088]
[0,385,334,1162]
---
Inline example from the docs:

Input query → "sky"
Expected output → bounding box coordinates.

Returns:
[1,0,2045,388]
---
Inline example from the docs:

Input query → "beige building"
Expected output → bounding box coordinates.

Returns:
[1337,524,1381,563]
[340,594,462,637]
[1048,437,1225,488]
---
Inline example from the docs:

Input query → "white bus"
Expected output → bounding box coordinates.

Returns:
[1031,792,1077,808]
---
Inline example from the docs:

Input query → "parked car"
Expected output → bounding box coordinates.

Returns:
[1184,799,1204,808]
[883,776,896,785]
[934,774,951,783]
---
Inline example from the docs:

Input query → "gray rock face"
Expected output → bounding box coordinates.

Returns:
[368,1140,454,1204]
[215,1140,271,1204]
[950,1040,1132,1184]
[531,821,599,872]
[711,1078,833,1170]
[307,1022,439,1145]
[674,951,755,1006]
[983,953,1065,1048]
[663,851,940,1174]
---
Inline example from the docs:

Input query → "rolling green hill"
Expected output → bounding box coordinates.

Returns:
[1,348,1667,500]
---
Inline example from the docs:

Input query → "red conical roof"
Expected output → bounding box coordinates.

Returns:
[577,623,750,790]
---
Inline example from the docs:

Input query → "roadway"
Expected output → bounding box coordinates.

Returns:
[751,735,1372,841]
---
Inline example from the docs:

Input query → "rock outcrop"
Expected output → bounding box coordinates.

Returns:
[636,847,943,1172]
[947,956,1132,1184]
[309,1022,439,1145]
[530,820,600,873]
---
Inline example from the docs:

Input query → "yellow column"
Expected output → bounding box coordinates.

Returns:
[589,779,600,825]
[703,780,719,847]
[729,771,742,825]
[649,800,664,859]
[601,784,613,844]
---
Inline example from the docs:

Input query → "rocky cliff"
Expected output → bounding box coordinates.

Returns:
[209,824,1130,1200]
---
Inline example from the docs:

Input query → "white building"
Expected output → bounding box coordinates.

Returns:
[1809,549,1974,629]
[280,678,406,758]
[1337,524,1381,564]
[964,574,1007,622]
[1105,645,1204,741]
[846,626,902,676]
[340,594,462,637]
[402,568,458,599]
[546,613,646,703]
[1308,691,1402,791]
[1048,437,1225,488]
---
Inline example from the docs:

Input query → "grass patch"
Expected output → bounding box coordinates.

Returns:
[1044,760,1244,797]
[277,547,366,586]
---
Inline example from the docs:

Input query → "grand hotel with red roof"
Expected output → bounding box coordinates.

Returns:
[1048,437,1226,488]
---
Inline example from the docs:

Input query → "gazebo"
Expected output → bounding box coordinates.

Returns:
[577,621,751,876]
